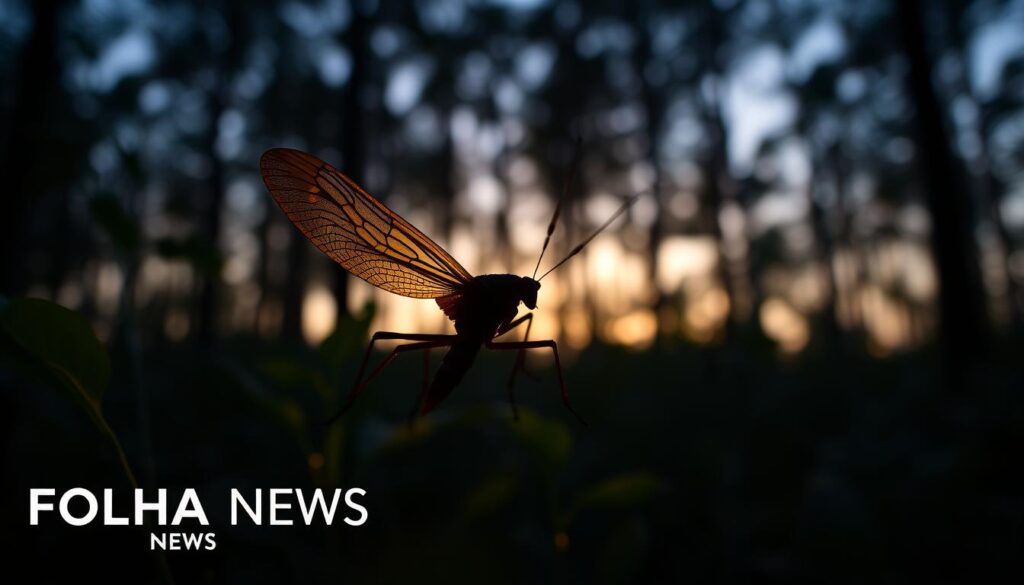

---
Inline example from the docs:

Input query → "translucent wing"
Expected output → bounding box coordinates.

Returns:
[260,148,473,299]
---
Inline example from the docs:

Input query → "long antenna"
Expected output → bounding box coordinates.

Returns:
[537,192,642,281]
[532,137,582,279]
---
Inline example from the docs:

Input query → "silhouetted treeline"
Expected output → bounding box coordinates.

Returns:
[0,0,1021,355]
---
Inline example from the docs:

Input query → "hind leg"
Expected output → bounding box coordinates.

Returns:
[485,339,586,426]
[328,332,456,424]
[406,348,431,428]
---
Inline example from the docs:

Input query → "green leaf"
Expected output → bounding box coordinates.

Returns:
[318,301,376,373]
[0,297,111,407]
[260,357,319,389]
[0,298,136,485]
[0,297,171,583]
[506,410,572,476]
[560,472,662,528]
[154,235,223,275]
[464,476,517,521]
[89,194,141,253]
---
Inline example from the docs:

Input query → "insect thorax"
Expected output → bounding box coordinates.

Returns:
[453,274,529,339]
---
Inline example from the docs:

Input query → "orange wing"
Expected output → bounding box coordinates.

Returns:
[260,148,473,299]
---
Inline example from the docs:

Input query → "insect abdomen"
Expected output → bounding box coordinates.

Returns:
[422,340,481,414]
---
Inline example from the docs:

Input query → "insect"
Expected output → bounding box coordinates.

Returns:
[260,148,637,424]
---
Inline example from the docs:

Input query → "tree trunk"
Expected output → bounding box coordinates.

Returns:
[282,230,309,342]
[197,88,226,345]
[806,156,843,352]
[700,5,745,343]
[701,75,741,341]
[977,100,1021,330]
[828,141,862,333]
[335,2,375,319]
[634,7,668,336]
[0,0,65,295]
[895,0,988,384]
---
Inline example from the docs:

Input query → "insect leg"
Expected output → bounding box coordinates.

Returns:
[348,331,457,400]
[495,313,532,337]
[329,333,456,424]
[485,339,587,426]
[496,313,540,382]
[406,348,431,428]
[494,313,535,420]
[349,331,458,399]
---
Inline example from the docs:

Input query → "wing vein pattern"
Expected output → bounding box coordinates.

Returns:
[260,148,472,299]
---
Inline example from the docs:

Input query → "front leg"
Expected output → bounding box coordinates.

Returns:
[495,312,532,337]
[496,313,539,382]
[494,313,536,419]
[485,338,586,426]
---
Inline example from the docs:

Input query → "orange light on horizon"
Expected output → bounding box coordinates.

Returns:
[604,309,657,349]
[760,297,810,353]
[302,283,337,345]
[683,286,730,343]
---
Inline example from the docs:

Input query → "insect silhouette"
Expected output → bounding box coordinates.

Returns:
[260,148,637,425]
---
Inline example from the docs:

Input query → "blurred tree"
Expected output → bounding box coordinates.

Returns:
[0,0,70,295]
[632,1,669,336]
[697,1,743,341]
[976,68,1024,329]
[896,0,989,381]
[333,0,379,320]
[196,0,243,345]
[528,3,593,327]
[785,4,848,351]
[943,0,1022,329]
